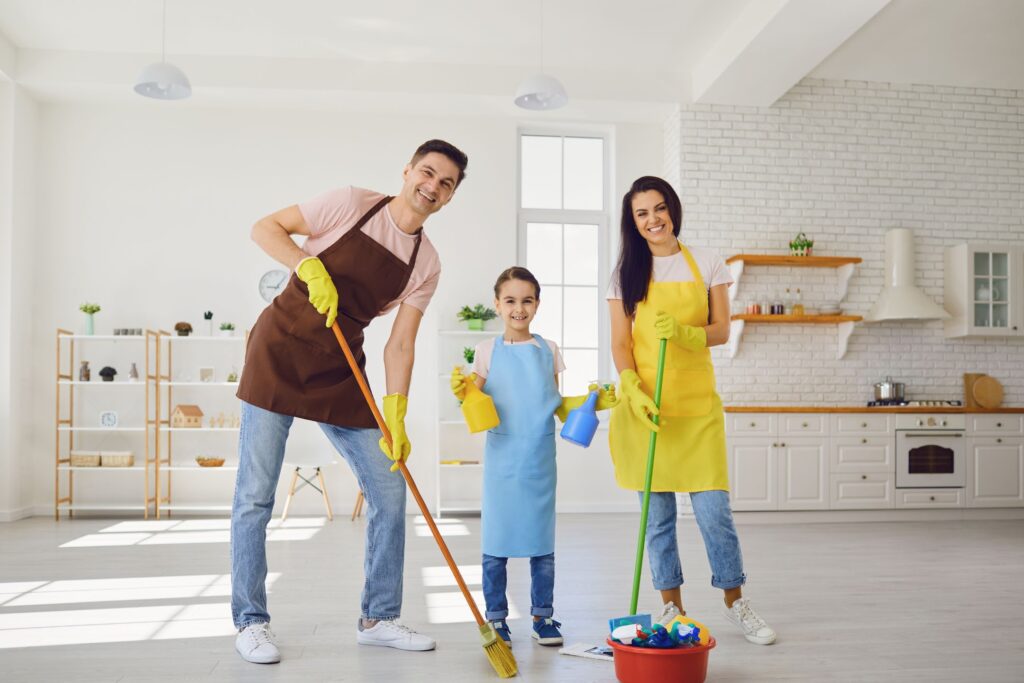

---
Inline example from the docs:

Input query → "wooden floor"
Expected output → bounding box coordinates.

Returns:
[1,513,1023,682]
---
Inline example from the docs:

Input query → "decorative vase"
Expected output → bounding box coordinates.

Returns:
[219,329,234,337]
[85,313,94,336]
[466,319,484,331]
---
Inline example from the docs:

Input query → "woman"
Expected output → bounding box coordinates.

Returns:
[607,176,775,645]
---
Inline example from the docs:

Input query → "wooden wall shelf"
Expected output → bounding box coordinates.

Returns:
[731,314,863,324]
[725,255,862,268]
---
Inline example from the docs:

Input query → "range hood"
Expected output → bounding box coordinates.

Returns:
[864,228,950,322]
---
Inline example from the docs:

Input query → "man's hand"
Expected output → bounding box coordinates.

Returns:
[378,394,411,472]
[618,369,660,432]
[296,256,339,328]
[654,312,706,352]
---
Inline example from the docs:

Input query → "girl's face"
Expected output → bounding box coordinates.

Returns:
[631,190,676,249]
[495,278,539,335]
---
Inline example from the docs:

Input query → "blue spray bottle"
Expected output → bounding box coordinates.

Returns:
[560,388,600,447]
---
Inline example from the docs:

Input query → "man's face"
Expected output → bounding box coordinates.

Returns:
[401,152,460,217]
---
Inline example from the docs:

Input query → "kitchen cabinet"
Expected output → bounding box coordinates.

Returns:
[968,437,1024,507]
[945,244,1024,338]
[779,438,829,509]
[728,438,777,511]
[830,472,894,509]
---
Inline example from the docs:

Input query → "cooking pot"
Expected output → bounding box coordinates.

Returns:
[874,376,905,401]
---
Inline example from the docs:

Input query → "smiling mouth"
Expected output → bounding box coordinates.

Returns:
[417,189,437,203]
[511,314,527,321]
[646,224,666,235]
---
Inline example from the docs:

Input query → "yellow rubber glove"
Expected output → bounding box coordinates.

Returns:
[654,312,707,352]
[378,393,411,472]
[296,256,339,328]
[618,369,660,432]
[450,366,469,401]
[555,383,620,422]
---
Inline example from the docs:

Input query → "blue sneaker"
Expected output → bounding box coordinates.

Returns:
[531,618,563,646]
[489,620,511,644]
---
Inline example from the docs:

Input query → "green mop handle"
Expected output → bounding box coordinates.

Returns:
[629,338,667,616]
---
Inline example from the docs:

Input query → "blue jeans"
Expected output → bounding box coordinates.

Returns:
[481,553,555,621]
[639,490,746,591]
[231,401,407,629]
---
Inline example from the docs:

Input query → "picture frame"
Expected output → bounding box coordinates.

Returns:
[99,410,119,428]
[199,367,215,383]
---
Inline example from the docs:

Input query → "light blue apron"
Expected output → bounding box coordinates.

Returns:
[481,334,562,558]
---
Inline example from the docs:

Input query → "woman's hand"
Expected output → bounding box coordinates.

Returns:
[654,312,707,352]
[618,369,660,432]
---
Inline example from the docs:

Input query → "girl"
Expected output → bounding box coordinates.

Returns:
[450,266,616,647]
[607,177,776,645]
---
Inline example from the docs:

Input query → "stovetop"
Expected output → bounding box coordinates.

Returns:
[866,400,964,407]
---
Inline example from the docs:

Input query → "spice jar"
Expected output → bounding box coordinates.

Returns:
[770,293,784,315]
[792,288,805,316]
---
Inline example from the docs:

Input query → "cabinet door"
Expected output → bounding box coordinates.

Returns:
[968,248,1018,336]
[968,437,1024,507]
[831,435,893,473]
[728,438,777,511]
[778,438,829,510]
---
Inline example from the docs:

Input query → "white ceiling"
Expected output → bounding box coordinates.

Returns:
[0,0,1020,118]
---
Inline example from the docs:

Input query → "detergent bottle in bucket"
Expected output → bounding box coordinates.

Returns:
[560,388,600,447]
[456,366,500,433]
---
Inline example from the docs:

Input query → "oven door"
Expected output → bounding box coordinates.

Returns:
[895,430,965,488]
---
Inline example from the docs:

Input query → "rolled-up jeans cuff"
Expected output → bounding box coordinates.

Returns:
[485,609,509,622]
[711,572,746,590]
[652,576,684,591]
[530,606,554,618]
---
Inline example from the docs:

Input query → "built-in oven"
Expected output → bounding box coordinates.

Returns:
[894,414,966,489]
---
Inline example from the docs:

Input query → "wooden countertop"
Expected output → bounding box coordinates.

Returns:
[725,406,1024,414]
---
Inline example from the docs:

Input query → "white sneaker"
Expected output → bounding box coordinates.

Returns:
[723,597,776,645]
[654,601,682,626]
[357,619,436,652]
[235,622,281,664]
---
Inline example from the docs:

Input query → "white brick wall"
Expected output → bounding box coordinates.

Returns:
[664,78,1024,406]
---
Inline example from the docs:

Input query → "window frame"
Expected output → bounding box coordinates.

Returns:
[516,127,614,391]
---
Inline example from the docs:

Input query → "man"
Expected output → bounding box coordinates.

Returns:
[231,139,468,664]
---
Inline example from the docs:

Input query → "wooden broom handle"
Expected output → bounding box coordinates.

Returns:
[330,322,485,627]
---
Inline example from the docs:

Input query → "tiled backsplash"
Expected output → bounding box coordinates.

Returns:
[664,78,1024,406]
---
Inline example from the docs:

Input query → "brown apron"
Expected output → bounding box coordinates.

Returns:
[237,196,421,428]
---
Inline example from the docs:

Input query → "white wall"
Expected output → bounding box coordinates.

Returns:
[0,83,36,521]
[21,102,661,517]
[666,78,1024,405]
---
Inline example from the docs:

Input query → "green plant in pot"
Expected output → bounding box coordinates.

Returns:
[219,322,236,337]
[789,232,814,257]
[457,304,497,331]
[463,346,475,366]
[80,302,101,335]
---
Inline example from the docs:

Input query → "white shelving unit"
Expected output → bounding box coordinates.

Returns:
[155,330,247,518]
[435,329,495,517]
[54,329,157,519]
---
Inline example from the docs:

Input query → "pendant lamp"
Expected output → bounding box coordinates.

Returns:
[134,0,191,100]
[514,0,567,110]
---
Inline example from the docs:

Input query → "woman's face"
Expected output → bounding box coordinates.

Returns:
[494,278,539,335]
[631,190,675,249]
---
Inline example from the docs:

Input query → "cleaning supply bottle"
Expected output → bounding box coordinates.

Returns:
[456,365,500,433]
[560,388,600,447]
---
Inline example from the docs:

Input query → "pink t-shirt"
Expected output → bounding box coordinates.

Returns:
[298,186,441,314]
[473,336,566,379]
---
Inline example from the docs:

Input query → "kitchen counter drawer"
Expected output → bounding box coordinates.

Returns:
[970,414,1024,435]
[726,413,775,436]
[894,489,964,508]
[831,436,893,473]
[830,473,894,509]
[832,414,891,436]
[779,413,829,437]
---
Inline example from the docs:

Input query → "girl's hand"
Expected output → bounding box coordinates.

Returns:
[594,383,620,411]
[450,366,468,400]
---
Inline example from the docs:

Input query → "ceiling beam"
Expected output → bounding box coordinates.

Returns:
[691,0,891,106]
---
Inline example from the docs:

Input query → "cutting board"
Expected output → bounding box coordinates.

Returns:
[973,375,1004,409]
[963,373,986,409]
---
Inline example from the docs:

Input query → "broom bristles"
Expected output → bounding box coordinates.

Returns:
[480,623,518,678]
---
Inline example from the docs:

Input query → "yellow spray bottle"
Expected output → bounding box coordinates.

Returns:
[455,365,500,433]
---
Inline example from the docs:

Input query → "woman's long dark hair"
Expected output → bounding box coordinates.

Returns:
[614,176,683,317]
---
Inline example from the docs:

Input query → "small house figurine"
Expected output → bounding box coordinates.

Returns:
[171,404,204,428]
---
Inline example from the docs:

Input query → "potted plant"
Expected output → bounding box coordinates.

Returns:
[457,304,497,331]
[80,302,101,335]
[219,322,236,337]
[789,232,814,257]
[99,366,117,382]
[203,310,214,336]
[174,322,193,337]
[462,346,475,367]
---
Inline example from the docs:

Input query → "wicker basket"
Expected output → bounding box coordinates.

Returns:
[70,450,101,467]
[100,451,135,467]
[195,456,226,468]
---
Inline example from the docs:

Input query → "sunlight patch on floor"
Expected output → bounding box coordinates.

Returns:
[425,590,519,624]
[421,565,482,587]
[61,517,326,548]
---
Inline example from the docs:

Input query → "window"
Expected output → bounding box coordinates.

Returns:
[518,132,609,394]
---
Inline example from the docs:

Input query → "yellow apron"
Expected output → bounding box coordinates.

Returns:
[609,243,729,493]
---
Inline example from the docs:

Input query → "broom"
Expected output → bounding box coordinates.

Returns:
[330,322,517,679]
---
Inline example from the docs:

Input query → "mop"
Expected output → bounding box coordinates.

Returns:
[329,322,517,679]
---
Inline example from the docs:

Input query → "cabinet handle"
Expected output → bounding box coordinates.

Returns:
[802,422,808,428]
[941,420,947,426]
[929,496,935,501]
[750,422,756,427]
[997,422,1003,427]
[861,422,867,428]
[861,475,867,480]
[772,443,778,448]
[780,442,786,447]
[861,438,867,444]
[997,438,1002,443]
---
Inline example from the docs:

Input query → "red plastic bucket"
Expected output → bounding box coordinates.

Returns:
[606,637,716,683]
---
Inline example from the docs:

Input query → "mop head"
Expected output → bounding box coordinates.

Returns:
[479,622,518,678]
